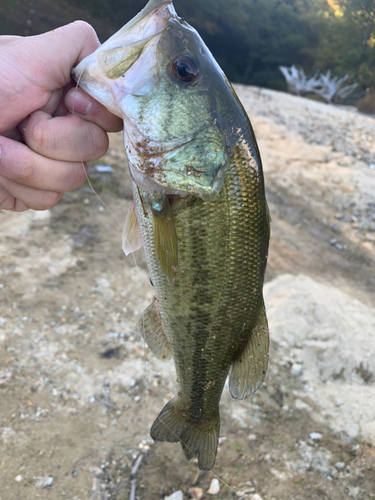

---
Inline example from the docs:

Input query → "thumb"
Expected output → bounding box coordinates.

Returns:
[0,21,101,132]
[18,21,101,91]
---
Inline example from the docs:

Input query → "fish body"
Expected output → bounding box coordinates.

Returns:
[73,0,270,470]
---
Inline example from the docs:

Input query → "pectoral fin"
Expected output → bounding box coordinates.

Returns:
[122,201,143,256]
[229,297,269,399]
[151,194,178,281]
[138,297,172,362]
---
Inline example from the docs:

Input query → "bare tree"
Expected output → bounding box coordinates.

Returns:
[279,65,358,103]
[279,65,320,96]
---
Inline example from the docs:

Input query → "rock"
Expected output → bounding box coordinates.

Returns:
[164,491,184,500]
[248,433,257,440]
[15,475,22,483]
[334,461,346,470]
[264,274,375,446]
[188,487,203,500]
[348,486,361,498]
[309,432,323,441]
[0,369,12,386]
[252,495,264,500]
[295,399,312,411]
[236,488,256,497]
[297,440,332,475]
[207,478,220,495]
[292,363,303,377]
[43,477,54,488]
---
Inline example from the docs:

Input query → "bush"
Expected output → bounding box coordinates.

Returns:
[357,91,375,114]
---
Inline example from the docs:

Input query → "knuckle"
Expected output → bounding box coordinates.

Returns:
[36,191,62,211]
[0,190,13,211]
[17,155,38,184]
[69,163,87,191]
[88,126,109,159]
[27,115,50,152]
[72,20,98,44]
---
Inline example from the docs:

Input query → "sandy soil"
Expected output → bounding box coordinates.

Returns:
[0,86,374,500]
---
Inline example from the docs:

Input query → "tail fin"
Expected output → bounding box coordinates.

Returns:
[150,397,220,470]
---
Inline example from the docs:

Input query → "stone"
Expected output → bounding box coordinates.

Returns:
[292,363,303,377]
[295,399,312,411]
[334,461,345,470]
[164,491,184,500]
[43,477,54,488]
[188,487,203,500]
[309,432,323,441]
[207,478,220,495]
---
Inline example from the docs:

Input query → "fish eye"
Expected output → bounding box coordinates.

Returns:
[170,56,199,83]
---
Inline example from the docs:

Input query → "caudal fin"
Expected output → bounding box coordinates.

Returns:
[150,397,220,470]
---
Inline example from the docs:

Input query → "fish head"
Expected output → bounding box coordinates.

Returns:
[72,0,242,200]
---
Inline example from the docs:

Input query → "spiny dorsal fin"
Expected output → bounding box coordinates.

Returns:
[122,200,143,256]
[138,296,172,362]
[229,297,269,399]
[151,194,178,281]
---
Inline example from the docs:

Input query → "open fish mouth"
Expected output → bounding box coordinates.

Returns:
[72,0,177,116]
[72,0,234,200]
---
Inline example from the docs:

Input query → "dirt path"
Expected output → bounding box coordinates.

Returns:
[0,87,374,500]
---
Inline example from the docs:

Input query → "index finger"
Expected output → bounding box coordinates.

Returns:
[24,21,101,91]
[1,22,102,132]
[65,87,123,133]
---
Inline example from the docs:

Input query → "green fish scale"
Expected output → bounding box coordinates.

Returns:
[126,80,211,143]
[133,135,268,425]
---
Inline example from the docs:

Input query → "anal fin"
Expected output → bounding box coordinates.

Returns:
[138,296,172,362]
[122,200,143,256]
[229,297,269,399]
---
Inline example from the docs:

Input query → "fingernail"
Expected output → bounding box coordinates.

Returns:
[65,89,93,116]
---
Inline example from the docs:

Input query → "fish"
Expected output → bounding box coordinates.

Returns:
[72,0,270,471]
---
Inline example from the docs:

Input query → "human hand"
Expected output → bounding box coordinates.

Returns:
[0,22,122,212]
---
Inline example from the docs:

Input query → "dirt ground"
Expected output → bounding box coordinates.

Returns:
[0,86,374,500]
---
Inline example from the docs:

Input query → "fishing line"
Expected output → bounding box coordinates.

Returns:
[73,60,120,225]
[72,52,152,406]
[72,58,140,271]
[72,50,245,500]
[72,57,152,397]
[150,412,248,499]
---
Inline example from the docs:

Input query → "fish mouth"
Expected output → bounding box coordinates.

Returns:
[71,0,177,116]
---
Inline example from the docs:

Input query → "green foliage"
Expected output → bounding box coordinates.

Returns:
[314,0,375,99]
[357,90,375,112]
[2,0,375,99]
[67,0,331,90]
[358,63,375,87]
[175,0,329,89]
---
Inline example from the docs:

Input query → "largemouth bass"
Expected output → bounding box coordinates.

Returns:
[73,0,270,470]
